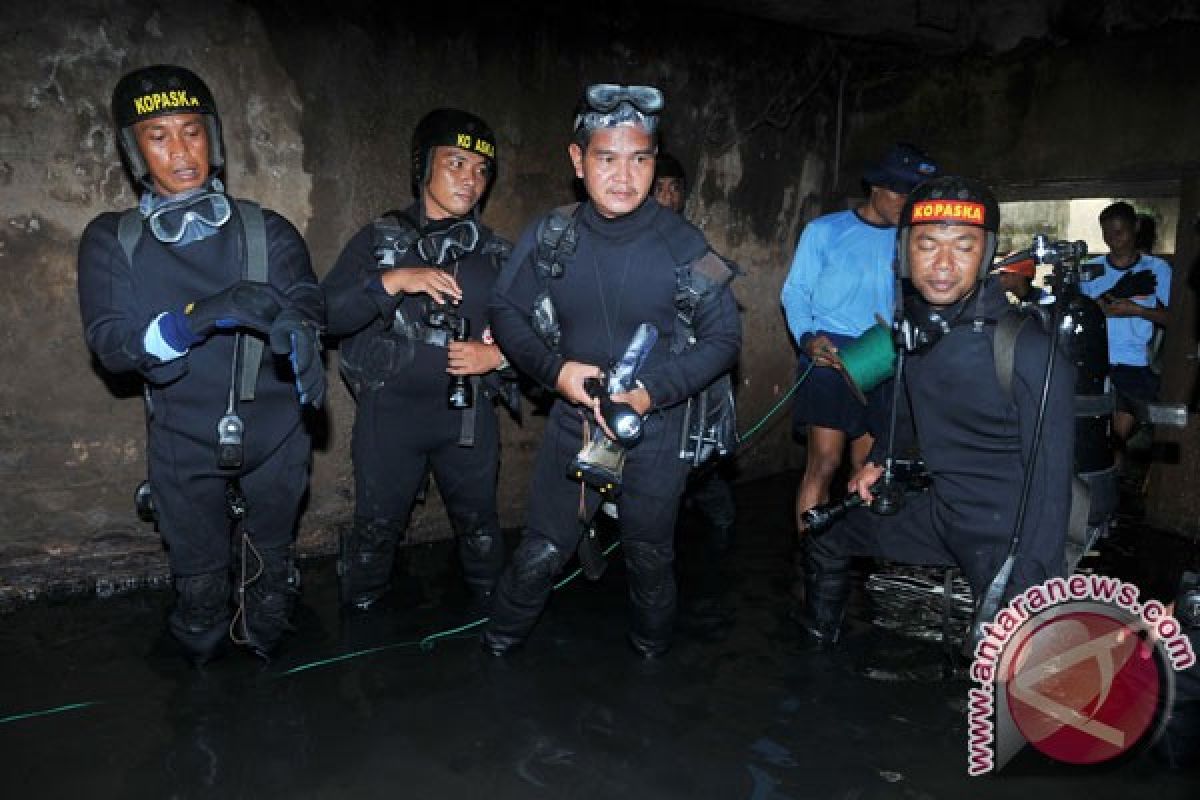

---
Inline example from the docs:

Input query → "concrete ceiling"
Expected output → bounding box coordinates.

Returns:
[681,0,1199,53]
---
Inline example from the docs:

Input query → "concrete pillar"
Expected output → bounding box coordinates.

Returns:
[1145,171,1200,539]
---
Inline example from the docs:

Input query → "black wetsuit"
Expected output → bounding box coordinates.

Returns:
[77,202,322,658]
[322,207,510,607]
[485,198,741,654]
[803,280,1074,639]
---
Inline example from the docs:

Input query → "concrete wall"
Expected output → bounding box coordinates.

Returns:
[0,0,834,597]
[837,23,1200,538]
[839,25,1200,191]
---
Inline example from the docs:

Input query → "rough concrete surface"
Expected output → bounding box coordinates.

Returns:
[2,0,1199,599]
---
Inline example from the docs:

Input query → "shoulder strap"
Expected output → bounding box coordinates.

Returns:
[671,250,739,354]
[370,210,421,267]
[534,203,581,280]
[993,308,1030,404]
[480,232,513,271]
[235,200,268,401]
[117,209,143,265]
[377,209,420,233]
[237,201,267,282]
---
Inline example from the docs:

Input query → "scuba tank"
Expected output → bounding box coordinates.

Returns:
[1040,236,1119,525]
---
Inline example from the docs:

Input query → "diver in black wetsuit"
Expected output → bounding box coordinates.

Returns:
[77,65,325,663]
[798,177,1075,644]
[322,109,513,612]
[482,84,741,658]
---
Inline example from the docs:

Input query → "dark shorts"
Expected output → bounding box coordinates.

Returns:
[791,332,893,440]
[1110,365,1160,415]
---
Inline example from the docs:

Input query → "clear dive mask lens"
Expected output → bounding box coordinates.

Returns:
[147,191,232,243]
[585,84,664,114]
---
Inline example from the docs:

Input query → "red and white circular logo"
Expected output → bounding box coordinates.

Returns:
[1001,608,1163,764]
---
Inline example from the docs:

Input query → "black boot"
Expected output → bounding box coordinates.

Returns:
[169,571,232,666]
[235,542,300,661]
[338,516,406,610]
[481,536,565,656]
[1156,572,1200,768]
[794,536,850,645]
[624,541,677,659]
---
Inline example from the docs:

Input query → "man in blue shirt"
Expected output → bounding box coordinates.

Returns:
[780,143,937,537]
[1081,201,1172,460]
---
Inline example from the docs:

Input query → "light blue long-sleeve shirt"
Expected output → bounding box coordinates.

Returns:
[1081,253,1172,367]
[780,209,897,346]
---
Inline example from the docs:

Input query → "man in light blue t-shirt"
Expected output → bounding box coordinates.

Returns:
[1082,201,1171,459]
[780,143,938,537]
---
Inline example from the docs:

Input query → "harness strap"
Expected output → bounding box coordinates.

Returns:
[534,203,582,280]
[993,309,1029,403]
[117,209,142,265]
[992,306,1092,574]
[236,201,268,401]
[671,251,737,354]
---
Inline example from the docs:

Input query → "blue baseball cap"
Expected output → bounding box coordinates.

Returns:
[863,143,939,194]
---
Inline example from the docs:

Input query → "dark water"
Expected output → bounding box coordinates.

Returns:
[1,473,1196,799]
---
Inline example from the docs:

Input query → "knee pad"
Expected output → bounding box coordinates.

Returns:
[237,545,300,659]
[506,536,566,592]
[342,516,406,557]
[622,541,676,600]
[169,571,232,664]
[623,540,673,574]
[487,535,567,643]
[458,530,504,594]
[338,516,406,609]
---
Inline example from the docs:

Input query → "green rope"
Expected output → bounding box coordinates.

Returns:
[7,366,819,714]
[279,640,427,676]
[0,701,100,726]
[737,363,811,443]
[419,617,489,650]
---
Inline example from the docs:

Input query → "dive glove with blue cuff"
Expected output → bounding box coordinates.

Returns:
[156,280,288,351]
[269,308,326,408]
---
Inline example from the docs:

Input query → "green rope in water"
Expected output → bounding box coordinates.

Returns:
[8,369,819,716]
[0,701,100,726]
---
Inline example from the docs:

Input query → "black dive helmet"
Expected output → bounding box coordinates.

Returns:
[895,176,1001,281]
[410,108,497,199]
[111,65,223,188]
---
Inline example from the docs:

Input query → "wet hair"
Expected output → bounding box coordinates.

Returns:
[1135,213,1158,252]
[1099,201,1138,229]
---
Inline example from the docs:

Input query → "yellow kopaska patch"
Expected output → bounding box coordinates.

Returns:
[132,91,202,116]
[455,133,495,158]
[909,200,985,224]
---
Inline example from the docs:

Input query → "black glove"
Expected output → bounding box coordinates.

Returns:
[1107,269,1157,300]
[270,308,326,408]
[184,281,287,339]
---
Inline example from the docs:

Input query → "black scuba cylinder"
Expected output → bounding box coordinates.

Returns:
[1054,284,1113,474]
